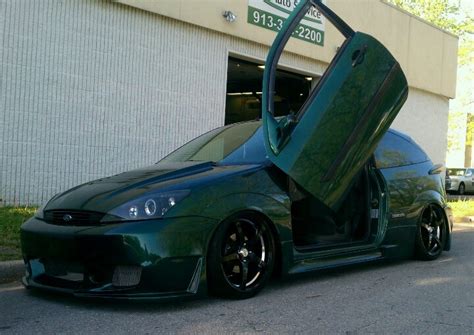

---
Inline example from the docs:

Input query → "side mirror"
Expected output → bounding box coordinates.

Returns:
[428,163,444,175]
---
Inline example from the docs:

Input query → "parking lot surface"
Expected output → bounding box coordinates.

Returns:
[0,224,473,334]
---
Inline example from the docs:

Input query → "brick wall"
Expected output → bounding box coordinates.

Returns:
[0,0,324,204]
[0,0,448,205]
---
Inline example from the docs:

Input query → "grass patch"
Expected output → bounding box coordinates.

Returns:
[448,200,474,218]
[0,207,36,261]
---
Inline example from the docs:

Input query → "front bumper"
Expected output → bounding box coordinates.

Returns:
[21,216,217,300]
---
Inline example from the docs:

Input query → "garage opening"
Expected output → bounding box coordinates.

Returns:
[225,57,316,125]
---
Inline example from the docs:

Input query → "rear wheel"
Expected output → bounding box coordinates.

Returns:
[207,213,275,299]
[415,204,447,260]
[458,183,465,195]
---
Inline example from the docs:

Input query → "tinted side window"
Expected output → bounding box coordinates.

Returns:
[447,168,466,176]
[375,132,428,168]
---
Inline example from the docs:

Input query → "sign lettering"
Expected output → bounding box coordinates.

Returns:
[247,0,325,46]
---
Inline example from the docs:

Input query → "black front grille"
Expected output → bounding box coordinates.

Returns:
[43,210,105,226]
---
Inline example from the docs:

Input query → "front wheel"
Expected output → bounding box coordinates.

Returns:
[415,204,447,260]
[207,213,275,299]
[458,183,465,195]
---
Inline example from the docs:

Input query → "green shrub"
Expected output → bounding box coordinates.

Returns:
[0,207,36,261]
[448,200,474,218]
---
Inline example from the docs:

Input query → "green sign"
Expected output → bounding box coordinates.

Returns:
[247,0,325,46]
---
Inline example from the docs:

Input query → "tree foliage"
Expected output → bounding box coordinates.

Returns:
[388,0,473,164]
[387,0,474,65]
[447,111,467,155]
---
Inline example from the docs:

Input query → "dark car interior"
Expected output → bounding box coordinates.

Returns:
[289,164,380,249]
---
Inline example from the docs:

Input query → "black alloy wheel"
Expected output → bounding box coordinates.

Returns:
[415,204,447,260]
[208,214,275,299]
[458,183,465,195]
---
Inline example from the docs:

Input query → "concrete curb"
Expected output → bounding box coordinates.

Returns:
[0,260,24,284]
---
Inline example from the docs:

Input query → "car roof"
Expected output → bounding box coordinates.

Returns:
[386,128,414,143]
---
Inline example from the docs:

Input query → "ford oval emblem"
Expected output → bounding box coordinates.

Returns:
[63,214,73,222]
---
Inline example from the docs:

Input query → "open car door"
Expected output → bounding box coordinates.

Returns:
[262,0,408,211]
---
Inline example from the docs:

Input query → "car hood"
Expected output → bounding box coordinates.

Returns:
[45,161,262,213]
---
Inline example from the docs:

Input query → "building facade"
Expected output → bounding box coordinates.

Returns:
[0,0,458,205]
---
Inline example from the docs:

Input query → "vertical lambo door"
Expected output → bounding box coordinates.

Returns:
[262,0,408,212]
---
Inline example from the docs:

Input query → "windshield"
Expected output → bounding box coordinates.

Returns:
[447,168,466,176]
[159,121,267,164]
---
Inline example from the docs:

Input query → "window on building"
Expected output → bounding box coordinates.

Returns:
[225,57,317,125]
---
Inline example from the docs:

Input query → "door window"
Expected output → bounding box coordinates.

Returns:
[261,0,408,210]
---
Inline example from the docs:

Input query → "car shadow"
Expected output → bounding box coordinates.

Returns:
[25,287,218,312]
[23,258,406,313]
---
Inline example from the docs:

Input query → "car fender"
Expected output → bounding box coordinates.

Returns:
[199,191,292,244]
[412,189,447,220]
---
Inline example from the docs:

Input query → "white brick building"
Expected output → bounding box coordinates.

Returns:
[0,0,458,205]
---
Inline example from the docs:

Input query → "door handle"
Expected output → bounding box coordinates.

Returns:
[352,45,367,67]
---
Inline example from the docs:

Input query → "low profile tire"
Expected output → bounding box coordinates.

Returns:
[207,213,275,299]
[415,204,447,261]
[458,183,465,195]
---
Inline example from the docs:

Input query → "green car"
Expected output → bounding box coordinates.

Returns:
[21,0,452,300]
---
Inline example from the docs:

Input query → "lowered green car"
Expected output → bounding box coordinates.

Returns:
[21,0,452,300]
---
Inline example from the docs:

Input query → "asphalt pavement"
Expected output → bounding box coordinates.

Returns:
[1,224,473,334]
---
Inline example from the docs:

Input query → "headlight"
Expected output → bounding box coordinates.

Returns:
[100,190,190,222]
